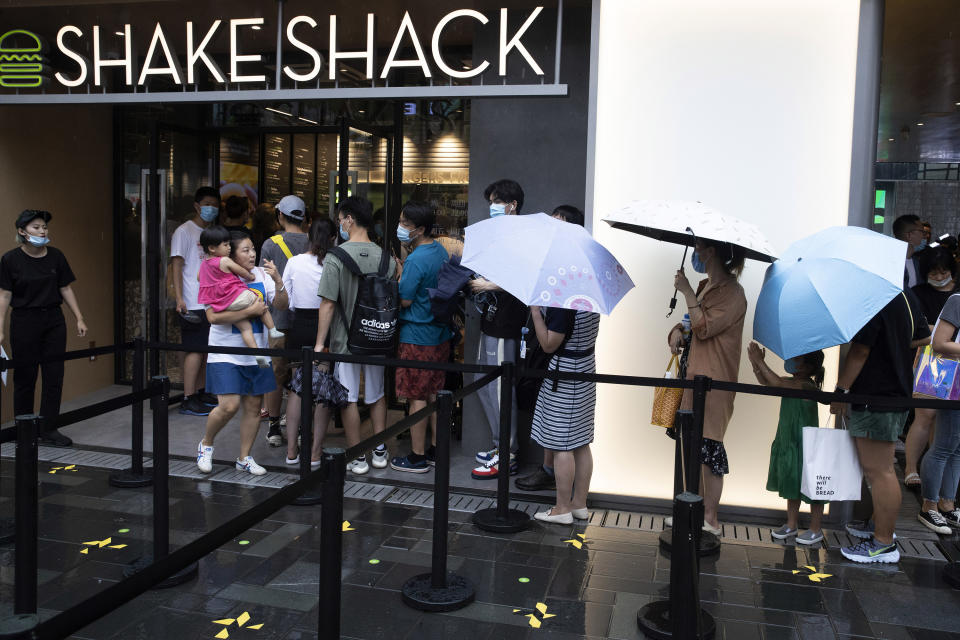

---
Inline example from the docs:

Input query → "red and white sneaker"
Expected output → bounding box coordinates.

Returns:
[470,452,518,479]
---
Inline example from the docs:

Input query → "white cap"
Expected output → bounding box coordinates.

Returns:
[276,195,306,220]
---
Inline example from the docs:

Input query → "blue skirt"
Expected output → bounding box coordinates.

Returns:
[206,362,276,397]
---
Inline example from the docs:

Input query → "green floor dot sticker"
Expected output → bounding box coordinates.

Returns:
[518,577,530,583]
[369,558,380,565]
[238,540,250,545]
[117,529,130,533]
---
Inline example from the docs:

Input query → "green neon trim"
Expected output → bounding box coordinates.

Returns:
[0,30,43,52]
[875,189,886,209]
[873,215,885,225]
[0,76,42,88]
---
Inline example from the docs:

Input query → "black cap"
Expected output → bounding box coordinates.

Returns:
[15,209,52,229]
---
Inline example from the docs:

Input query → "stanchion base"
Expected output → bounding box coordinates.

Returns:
[658,529,721,557]
[637,600,716,640]
[472,508,529,533]
[0,518,15,545]
[402,572,475,612]
[0,614,38,639]
[943,562,960,588]
[123,555,198,588]
[292,491,323,506]
[108,468,153,488]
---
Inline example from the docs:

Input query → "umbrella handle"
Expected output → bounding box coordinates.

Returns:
[666,242,692,317]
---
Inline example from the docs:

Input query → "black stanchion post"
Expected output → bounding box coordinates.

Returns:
[110,337,152,488]
[659,376,720,557]
[472,361,528,533]
[402,391,475,611]
[318,448,346,640]
[293,347,322,506]
[0,415,40,636]
[124,377,197,587]
[0,380,14,545]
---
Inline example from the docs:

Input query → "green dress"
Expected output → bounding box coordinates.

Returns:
[766,391,823,504]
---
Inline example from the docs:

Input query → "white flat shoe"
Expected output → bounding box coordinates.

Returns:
[571,508,589,520]
[703,522,722,535]
[534,509,574,524]
[286,456,299,465]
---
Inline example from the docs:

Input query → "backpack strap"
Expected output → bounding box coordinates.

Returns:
[270,234,293,259]
[377,243,392,277]
[328,246,365,277]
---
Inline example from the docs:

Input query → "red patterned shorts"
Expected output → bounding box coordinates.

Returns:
[396,342,451,401]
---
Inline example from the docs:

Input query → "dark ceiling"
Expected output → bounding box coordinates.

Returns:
[878,0,960,162]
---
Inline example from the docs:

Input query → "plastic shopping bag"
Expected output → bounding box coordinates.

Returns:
[913,345,960,400]
[800,426,862,502]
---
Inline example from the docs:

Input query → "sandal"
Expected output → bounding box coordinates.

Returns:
[904,472,921,488]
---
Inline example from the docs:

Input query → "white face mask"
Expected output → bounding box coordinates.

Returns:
[929,275,953,288]
[489,203,506,217]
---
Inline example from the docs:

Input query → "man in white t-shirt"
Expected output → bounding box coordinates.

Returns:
[170,186,221,417]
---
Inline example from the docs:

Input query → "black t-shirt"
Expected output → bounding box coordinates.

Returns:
[0,246,76,309]
[481,290,528,339]
[544,307,575,335]
[850,289,930,406]
[911,282,958,324]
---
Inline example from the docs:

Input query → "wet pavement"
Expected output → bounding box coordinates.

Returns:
[0,462,959,639]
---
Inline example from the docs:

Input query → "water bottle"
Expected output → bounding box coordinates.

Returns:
[681,313,691,342]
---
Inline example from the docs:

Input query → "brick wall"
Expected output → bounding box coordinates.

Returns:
[889,181,960,237]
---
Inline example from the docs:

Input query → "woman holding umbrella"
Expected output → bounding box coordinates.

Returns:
[668,240,747,534]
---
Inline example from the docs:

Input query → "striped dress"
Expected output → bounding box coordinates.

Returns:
[531,310,600,451]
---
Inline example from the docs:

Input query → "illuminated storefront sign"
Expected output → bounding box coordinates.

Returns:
[11,8,546,91]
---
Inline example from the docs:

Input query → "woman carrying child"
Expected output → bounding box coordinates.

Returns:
[747,342,826,545]
[197,225,282,367]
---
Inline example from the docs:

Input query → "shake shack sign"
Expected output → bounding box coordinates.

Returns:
[0,7,554,97]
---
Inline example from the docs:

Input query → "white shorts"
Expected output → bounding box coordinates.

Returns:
[334,361,385,404]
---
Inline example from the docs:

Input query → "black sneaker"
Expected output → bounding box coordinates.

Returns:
[919,509,952,535]
[425,445,436,467]
[198,392,219,407]
[178,395,210,416]
[941,509,960,528]
[515,467,556,491]
[266,423,283,447]
[38,429,72,447]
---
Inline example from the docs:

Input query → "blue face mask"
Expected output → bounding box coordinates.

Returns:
[25,234,49,247]
[199,205,219,222]
[784,357,799,374]
[691,250,707,274]
[489,203,506,218]
[916,238,928,252]
[339,223,349,241]
[396,225,412,243]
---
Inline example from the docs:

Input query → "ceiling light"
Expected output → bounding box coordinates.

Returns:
[251,25,261,30]
[265,107,293,117]
[115,31,124,36]
[298,116,318,125]
[888,138,894,141]
[917,122,925,126]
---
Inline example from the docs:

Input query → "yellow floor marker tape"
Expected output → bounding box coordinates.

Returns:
[791,565,833,583]
[512,602,556,629]
[563,533,589,549]
[49,465,78,474]
[342,521,355,532]
[211,611,264,638]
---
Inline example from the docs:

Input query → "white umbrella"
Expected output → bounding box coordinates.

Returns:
[461,213,634,315]
[603,200,777,262]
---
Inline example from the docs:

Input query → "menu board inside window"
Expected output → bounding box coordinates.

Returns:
[263,134,291,204]
[316,134,338,218]
[292,134,316,212]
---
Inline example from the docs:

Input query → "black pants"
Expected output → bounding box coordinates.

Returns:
[11,307,66,431]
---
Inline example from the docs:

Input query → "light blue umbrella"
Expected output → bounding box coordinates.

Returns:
[753,226,907,360]
[461,213,634,314]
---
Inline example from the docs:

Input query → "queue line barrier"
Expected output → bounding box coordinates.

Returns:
[0,341,959,639]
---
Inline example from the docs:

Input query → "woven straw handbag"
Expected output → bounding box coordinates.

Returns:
[651,354,683,428]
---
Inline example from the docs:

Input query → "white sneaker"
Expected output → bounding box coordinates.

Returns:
[197,441,214,473]
[236,456,266,476]
[371,447,389,469]
[286,455,299,465]
[268,328,285,339]
[256,356,271,368]
[476,447,498,465]
[349,456,370,475]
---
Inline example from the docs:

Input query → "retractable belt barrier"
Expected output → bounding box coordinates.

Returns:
[4,340,960,640]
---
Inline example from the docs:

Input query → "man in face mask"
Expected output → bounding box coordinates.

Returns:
[893,214,927,288]
[170,186,222,417]
[468,178,528,479]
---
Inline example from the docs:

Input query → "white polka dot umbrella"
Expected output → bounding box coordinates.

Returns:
[461,213,635,315]
[602,200,777,263]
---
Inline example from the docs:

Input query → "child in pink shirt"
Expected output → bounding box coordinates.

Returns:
[198,226,277,366]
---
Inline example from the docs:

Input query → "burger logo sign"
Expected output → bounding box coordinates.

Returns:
[0,30,46,88]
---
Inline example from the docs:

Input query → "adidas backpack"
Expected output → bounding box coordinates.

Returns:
[327,245,399,355]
